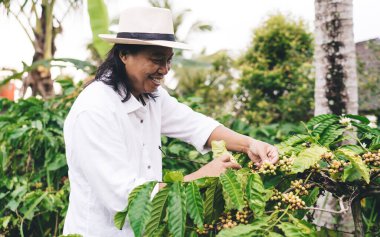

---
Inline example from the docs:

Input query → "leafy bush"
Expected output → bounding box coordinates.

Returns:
[115,114,380,237]
[0,79,81,237]
[237,13,315,125]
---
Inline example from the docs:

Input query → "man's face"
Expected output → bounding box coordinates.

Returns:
[121,46,174,97]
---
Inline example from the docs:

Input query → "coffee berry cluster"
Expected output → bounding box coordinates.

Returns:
[362,150,380,167]
[278,155,294,172]
[270,189,282,201]
[258,161,277,175]
[328,160,349,174]
[281,192,306,210]
[311,163,321,172]
[321,152,334,160]
[196,224,215,235]
[290,179,311,196]
[196,206,252,234]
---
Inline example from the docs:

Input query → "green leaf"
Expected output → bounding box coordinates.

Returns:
[288,214,317,236]
[278,222,309,237]
[127,181,157,236]
[193,177,218,189]
[316,227,339,237]
[46,154,67,171]
[24,192,48,220]
[220,169,245,211]
[294,187,319,219]
[342,164,362,182]
[312,117,338,134]
[246,173,266,216]
[87,0,111,58]
[291,145,328,174]
[345,114,370,125]
[147,224,167,237]
[276,135,310,155]
[185,182,204,229]
[217,217,270,237]
[307,114,338,128]
[204,178,224,224]
[339,145,365,154]
[9,127,28,140]
[31,120,43,130]
[337,148,370,183]
[168,144,183,155]
[163,171,184,183]
[304,187,320,206]
[144,187,170,236]
[168,182,186,237]
[369,136,380,150]
[319,124,345,146]
[114,183,146,229]
[268,232,284,237]
[236,168,251,192]
[211,140,229,158]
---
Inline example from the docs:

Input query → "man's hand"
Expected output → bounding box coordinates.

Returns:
[184,154,241,181]
[247,138,279,166]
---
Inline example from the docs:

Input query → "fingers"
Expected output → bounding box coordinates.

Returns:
[268,146,279,164]
[248,143,279,166]
[219,153,231,162]
[247,150,261,165]
[226,161,242,169]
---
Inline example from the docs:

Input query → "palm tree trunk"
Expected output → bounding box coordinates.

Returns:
[314,0,358,116]
[22,0,56,98]
[313,0,358,234]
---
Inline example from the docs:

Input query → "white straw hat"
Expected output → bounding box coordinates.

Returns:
[99,7,191,50]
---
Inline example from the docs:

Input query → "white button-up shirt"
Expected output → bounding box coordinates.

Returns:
[62,81,220,236]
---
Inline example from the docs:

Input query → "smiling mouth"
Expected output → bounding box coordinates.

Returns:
[150,76,164,86]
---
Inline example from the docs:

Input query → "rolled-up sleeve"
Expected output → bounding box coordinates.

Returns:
[70,109,147,212]
[160,88,221,154]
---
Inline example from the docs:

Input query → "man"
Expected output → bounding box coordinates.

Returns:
[63,6,278,236]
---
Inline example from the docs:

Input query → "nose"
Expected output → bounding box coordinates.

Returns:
[157,62,170,75]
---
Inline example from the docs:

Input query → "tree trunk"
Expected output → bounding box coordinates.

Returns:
[314,0,358,116]
[313,0,358,233]
[351,198,365,237]
[22,0,56,98]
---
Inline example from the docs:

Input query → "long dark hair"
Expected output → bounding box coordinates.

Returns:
[91,44,157,103]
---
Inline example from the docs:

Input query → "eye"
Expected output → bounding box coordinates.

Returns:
[151,58,162,64]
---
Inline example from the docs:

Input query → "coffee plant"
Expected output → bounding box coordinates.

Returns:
[115,114,380,237]
[0,79,82,237]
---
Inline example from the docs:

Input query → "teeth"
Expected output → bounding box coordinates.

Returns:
[151,77,163,84]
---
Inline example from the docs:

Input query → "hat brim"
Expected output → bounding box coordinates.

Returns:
[99,34,191,50]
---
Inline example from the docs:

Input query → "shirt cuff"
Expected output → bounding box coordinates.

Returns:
[193,120,222,155]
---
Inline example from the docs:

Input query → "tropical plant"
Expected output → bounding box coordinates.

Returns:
[238,13,315,125]
[172,51,236,117]
[115,114,380,237]
[0,0,81,98]
[0,79,82,236]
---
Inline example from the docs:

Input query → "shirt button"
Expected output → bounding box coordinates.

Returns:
[140,119,143,123]
[147,165,151,169]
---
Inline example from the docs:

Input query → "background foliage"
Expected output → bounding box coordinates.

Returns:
[0,1,379,236]
[0,80,80,236]
[237,13,315,125]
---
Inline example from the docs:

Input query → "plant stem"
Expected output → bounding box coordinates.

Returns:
[351,198,365,237]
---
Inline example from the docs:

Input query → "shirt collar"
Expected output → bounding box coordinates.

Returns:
[122,94,153,114]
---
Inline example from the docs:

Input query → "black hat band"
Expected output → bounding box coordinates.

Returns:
[116,32,175,41]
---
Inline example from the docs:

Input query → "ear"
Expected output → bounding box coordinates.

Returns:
[119,53,129,64]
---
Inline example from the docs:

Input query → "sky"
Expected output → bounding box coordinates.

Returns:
[0,0,379,71]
